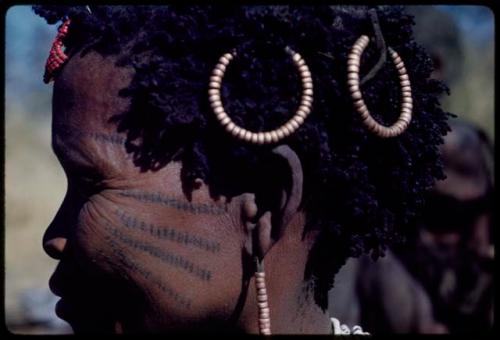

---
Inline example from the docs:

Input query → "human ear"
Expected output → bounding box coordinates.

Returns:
[241,145,304,260]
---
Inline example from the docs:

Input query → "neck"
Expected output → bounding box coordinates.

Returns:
[237,219,331,334]
[266,280,331,334]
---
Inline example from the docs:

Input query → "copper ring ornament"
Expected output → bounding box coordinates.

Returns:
[208,47,313,144]
[347,35,413,138]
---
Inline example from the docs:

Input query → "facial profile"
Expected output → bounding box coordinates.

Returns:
[35,5,451,334]
[44,51,255,332]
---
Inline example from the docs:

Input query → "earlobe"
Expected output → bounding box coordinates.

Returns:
[240,145,304,260]
[242,194,258,256]
[241,197,274,260]
[255,211,273,258]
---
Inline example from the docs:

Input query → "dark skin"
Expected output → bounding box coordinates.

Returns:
[43,49,331,333]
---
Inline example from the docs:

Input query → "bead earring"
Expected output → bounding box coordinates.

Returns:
[44,18,71,83]
[208,47,313,144]
[254,258,271,335]
[347,35,413,138]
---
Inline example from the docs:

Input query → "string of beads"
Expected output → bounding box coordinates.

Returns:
[44,19,71,83]
[347,35,413,138]
[208,47,313,144]
[255,271,271,334]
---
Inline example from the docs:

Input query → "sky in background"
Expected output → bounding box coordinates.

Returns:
[5,5,56,117]
[438,5,494,45]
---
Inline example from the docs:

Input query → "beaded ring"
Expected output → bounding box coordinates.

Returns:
[44,18,71,84]
[347,35,413,138]
[208,47,313,144]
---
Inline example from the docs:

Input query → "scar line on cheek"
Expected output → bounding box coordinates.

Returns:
[56,129,126,146]
[101,238,193,309]
[104,224,212,282]
[114,209,221,253]
[118,190,227,215]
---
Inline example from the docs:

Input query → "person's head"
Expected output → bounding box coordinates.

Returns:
[34,5,450,333]
[420,119,493,256]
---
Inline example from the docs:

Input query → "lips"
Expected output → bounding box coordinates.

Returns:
[55,298,73,321]
[49,258,76,295]
[51,275,87,325]
[49,273,64,298]
[49,263,118,333]
[54,295,119,333]
[54,297,89,326]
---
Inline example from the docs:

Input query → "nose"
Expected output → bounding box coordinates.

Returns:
[43,190,75,260]
[43,207,69,259]
[44,237,68,260]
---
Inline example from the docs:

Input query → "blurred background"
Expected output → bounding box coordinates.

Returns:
[4,5,494,334]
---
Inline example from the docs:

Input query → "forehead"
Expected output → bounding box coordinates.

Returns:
[53,49,134,130]
[50,50,143,178]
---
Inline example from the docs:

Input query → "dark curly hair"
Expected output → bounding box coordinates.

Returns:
[33,5,451,310]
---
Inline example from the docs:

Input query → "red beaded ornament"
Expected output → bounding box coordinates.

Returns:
[43,18,71,83]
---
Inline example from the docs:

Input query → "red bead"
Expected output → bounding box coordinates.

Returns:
[43,18,71,82]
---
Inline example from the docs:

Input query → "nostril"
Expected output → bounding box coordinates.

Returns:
[44,237,67,259]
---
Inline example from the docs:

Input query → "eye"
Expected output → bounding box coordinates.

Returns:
[68,176,103,201]
[52,137,101,183]
[60,158,103,197]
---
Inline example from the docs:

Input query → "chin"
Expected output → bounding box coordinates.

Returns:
[67,318,121,334]
[55,298,120,334]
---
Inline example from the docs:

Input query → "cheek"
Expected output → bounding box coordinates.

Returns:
[72,191,244,327]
